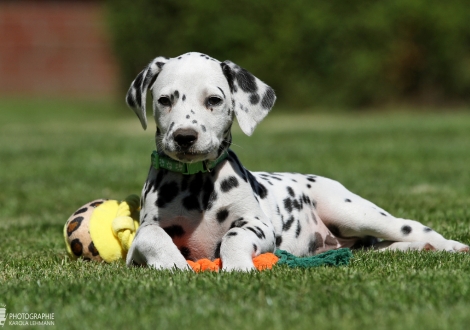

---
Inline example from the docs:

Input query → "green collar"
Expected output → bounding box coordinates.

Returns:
[151,150,228,175]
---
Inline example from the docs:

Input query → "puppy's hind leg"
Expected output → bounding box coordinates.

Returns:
[372,241,436,252]
[313,178,469,252]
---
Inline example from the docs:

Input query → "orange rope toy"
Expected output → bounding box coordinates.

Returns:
[187,253,279,272]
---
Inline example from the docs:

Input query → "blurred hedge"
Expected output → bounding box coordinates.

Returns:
[107,0,470,108]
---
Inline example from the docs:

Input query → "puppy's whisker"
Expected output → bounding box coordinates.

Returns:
[227,141,243,150]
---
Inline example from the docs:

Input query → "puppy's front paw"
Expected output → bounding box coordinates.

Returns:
[126,223,192,271]
[147,257,191,271]
[221,258,256,272]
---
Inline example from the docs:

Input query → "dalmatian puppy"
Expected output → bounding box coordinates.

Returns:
[125,52,469,271]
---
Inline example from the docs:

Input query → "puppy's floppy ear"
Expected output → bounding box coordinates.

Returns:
[126,56,169,130]
[221,61,276,136]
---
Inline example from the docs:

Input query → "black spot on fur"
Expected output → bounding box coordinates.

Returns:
[424,227,433,232]
[345,198,352,202]
[308,232,324,254]
[380,212,387,216]
[201,177,215,210]
[180,246,191,259]
[276,236,283,247]
[205,190,218,211]
[182,94,186,101]
[156,181,179,207]
[283,216,295,231]
[126,92,136,108]
[141,214,148,224]
[183,173,203,211]
[163,225,185,238]
[293,199,302,211]
[261,88,275,109]
[230,218,247,229]
[147,72,160,91]
[235,68,258,93]
[216,209,229,223]
[192,120,197,124]
[249,93,260,105]
[287,186,295,197]
[143,178,155,200]
[307,177,316,182]
[254,226,266,239]
[221,62,235,93]
[133,70,145,104]
[71,239,83,257]
[311,212,318,224]
[256,182,268,199]
[220,176,239,192]
[301,194,311,205]
[295,221,302,237]
[307,184,311,189]
[156,61,165,68]
[246,171,268,199]
[201,125,206,132]
[186,115,190,119]
[214,241,222,258]
[401,225,412,235]
[174,90,179,99]
[88,241,99,256]
[182,195,200,211]
[226,231,238,237]
[246,226,265,239]
[284,198,293,213]
[181,175,190,191]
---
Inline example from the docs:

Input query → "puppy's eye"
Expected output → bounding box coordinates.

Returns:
[206,96,222,107]
[158,96,171,107]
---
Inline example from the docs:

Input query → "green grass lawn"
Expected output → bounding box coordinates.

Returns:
[1,98,470,329]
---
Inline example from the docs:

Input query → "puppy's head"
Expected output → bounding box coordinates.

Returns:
[126,52,276,163]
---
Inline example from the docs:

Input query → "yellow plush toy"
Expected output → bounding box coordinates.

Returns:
[64,195,140,262]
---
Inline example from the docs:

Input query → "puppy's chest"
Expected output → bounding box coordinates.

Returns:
[142,169,218,220]
[140,168,250,258]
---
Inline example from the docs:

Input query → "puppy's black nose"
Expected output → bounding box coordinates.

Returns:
[173,128,198,148]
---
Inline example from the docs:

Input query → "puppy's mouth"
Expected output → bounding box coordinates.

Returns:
[174,151,211,163]
[164,148,217,163]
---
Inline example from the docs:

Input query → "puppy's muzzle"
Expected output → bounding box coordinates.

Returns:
[173,128,198,149]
